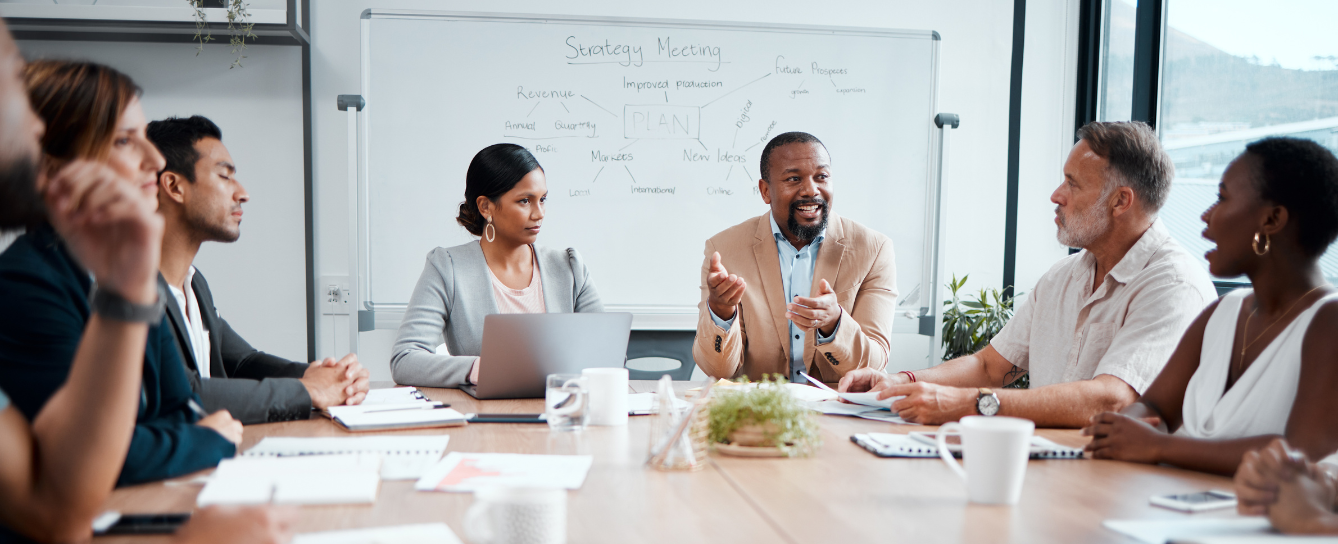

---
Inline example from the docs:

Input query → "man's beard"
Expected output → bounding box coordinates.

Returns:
[1056,188,1112,248]
[787,198,830,243]
[186,206,242,243]
[0,156,44,229]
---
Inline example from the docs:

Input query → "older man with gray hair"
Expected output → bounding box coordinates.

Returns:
[840,121,1216,428]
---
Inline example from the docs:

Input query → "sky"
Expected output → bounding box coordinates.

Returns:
[1162,0,1338,71]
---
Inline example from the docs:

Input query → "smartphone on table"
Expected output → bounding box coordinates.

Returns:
[1149,490,1237,512]
[92,511,191,535]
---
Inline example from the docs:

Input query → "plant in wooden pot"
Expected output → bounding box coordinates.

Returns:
[706,375,819,457]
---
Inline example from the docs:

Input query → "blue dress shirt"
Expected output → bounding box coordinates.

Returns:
[711,213,837,382]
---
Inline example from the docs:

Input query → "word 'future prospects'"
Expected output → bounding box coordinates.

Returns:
[565,36,724,71]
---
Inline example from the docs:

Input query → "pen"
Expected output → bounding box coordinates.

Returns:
[186,398,210,419]
[360,403,451,413]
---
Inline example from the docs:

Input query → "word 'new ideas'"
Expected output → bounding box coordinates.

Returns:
[565,36,725,71]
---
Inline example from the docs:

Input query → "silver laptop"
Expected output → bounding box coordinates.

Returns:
[459,312,633,399]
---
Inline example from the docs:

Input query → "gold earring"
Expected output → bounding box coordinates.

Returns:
[484,217,496,243]
[1252,231,1270,256]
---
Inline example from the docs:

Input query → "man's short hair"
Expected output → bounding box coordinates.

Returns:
[146,115,222,183]
[1075,121,1173,212]
[759,131,826,182]
[1244,137,1338,257]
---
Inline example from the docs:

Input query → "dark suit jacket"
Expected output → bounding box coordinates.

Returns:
[0,225,235,488]
[160,271,312,425]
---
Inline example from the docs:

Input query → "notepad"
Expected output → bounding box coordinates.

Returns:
[327,405,468,432]
[415,453,593,493]
[1103,517,1277,544]
[851,433,1084,459]
[243,436,450,480]
[292,523,462,544]
[627,392,691,415]
[196,454,381,506]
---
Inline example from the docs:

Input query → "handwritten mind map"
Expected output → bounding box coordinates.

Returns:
[365,16,936,311]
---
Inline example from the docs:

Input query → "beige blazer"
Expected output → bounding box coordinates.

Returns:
[692,212,898,381]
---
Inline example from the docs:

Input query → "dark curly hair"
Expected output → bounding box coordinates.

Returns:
[1243,137,1338,257]
[456,144,542,236]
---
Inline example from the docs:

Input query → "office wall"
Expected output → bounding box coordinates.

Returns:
[16,39,309,363]
[310,0,1082,377]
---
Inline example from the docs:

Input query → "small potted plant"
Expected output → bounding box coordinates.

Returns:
[706,375,820,457]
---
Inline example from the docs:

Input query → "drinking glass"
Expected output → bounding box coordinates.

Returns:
[545,374,588,431]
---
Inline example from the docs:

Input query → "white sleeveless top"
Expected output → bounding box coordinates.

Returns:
[1176,288,1338,440]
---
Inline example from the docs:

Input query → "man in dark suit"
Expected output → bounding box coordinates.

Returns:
[148,115,370,424]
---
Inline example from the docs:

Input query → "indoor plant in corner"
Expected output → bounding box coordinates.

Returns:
[707,375,820,457]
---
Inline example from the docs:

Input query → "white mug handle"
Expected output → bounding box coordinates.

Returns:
[463,500,494,544]
[549,379,584,418]
[937,422,967,483]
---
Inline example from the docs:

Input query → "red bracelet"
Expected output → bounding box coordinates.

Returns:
[899,370,916,383]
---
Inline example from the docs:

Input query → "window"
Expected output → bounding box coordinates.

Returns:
[1087,0,1338,283]
[1097,0,1137,121]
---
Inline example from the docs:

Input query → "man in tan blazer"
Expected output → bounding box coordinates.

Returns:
[692,132,898,383]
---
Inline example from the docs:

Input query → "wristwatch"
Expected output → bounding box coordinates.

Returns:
[89,285,165,323]
[976,388,1000,416]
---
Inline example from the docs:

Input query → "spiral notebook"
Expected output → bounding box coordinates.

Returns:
[244,436,451,480]
[850,432,1084,459]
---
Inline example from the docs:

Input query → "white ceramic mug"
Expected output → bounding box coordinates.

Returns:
[463,487,567,544]
[582,367,628,426]
[937,416,1035,505]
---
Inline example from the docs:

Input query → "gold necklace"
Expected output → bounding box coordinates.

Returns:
[1238,285,1328,372]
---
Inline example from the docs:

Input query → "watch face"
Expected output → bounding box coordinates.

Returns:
[978,394,1000,416]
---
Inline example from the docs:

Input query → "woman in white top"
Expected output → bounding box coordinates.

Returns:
[1083,137,1338,475]
[389,144,603,388]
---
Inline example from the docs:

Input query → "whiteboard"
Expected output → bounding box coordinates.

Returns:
[358,11,942,330]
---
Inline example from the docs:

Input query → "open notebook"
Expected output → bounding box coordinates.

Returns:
[244,436,451,480]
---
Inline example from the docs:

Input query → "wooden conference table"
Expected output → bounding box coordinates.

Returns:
[98,381,1236,544]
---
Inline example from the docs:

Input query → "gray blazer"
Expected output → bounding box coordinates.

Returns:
[390,241,604,387]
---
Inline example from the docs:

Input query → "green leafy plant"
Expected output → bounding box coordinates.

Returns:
[941,274,1028,389]
[187,0,256,69]
[706,375,820,457]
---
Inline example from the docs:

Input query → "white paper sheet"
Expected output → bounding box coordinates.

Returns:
[784,383,839,403]
[244,436,450,480]
[361,387,428,405]
[805,400,882,415]
[197,454,381,506]
[1103,517,1275,544]
[415,453,593,493]
[292,523,462,544]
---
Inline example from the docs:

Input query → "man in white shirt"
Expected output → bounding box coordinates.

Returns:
[839,121,1216,427]
[150,115,369,424]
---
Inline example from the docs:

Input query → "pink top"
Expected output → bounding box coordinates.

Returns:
[470,252,547,384]
[487,258,547,315]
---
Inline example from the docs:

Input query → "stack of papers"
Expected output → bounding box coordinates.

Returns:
[243,436,450,480]
[293,523,461,544]
[361,386,430,405]
[627,392,691,415]
[327,404,467,432]
[415,453,593,493]
[196,454,381,506]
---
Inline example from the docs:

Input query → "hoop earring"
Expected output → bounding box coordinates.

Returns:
[1252,231,1270,256]
[484,218,496,243]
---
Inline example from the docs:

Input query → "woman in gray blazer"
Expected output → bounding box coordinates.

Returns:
[390,144,603,388]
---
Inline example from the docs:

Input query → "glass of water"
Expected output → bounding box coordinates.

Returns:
[545,374,588,431]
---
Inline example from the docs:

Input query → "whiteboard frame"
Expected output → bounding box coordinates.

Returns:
[356,9,943,332]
